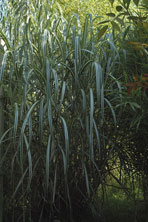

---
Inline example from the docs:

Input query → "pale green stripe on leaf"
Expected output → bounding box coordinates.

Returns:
[95,62,102,106]
[21,101,38,135]
[24,134,32,189]
[61,116,69,162]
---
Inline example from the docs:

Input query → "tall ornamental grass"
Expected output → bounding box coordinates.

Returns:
[0,1,122,221]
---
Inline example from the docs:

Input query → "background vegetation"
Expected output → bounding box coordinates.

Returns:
[0,0,148,221]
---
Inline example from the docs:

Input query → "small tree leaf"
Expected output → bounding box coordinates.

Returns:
[116,5,123,11]
[98,20,110,25]
[133,0,140,6]
[123,0,131,9]
[111,21,120,31]
[109,0,115,6]
[98,25,108,40]
[106,13,116,17]
[143,22,148,31]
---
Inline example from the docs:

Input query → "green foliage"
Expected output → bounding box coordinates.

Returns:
[109,0,141,8]
[58,0,112,22]
[0,1,122,221]
[104,179,146,222]
[0,0,148,221]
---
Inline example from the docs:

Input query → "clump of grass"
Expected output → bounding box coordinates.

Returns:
[0,1,122,221]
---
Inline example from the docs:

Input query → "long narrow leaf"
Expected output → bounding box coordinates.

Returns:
[21,101,38,135]
[89,88,94,161]
[104,98,117,127]
[61,117,69,162]
[24,134,32,189]
[46,135,51,193]
[95,62,102,106]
